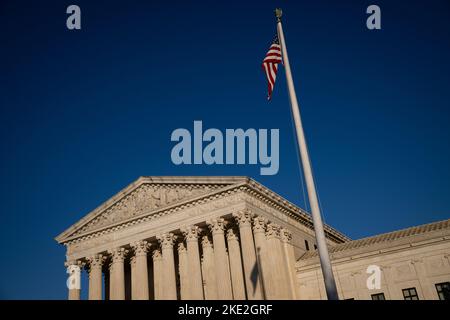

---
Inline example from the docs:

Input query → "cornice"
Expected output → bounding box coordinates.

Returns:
[56,176,350,246]
[55,176,246,242]
[296,232,450,271]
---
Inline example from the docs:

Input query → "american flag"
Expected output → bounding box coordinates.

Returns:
[262,35,282,100]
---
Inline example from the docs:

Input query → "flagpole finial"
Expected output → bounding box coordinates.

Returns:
[275,8,282,22]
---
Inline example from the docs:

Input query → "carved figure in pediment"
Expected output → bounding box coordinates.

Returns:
[150,186,167,208]
[166,187,179,203]
[134,187,149,213]
[69,183,224,237]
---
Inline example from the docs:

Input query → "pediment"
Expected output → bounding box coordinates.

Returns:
[56,176,248,242]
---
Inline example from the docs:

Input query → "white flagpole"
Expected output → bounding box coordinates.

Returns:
[275,8,339,300]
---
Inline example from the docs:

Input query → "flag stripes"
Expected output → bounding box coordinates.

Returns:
[262,35,282,100]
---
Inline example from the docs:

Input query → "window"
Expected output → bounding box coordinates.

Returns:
[371,293,385,300]
[304,240,310,251]
[402,287,419,300]
[435,282,450,300]
[314,244,317,250]
[344,298,355,300]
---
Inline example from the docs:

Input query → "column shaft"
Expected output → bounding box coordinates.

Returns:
[88,255,104,300]
[178,242,190,300]
[152,249,164,300]
[183,226,204,300]
[131,241,150,300]
[208,218,233,299]
[157,233,178,300]
[68,289,80,300]
[266,224,290,299]
[66,261,82,300]
[226,227,247,300]
[276,231,292,299]
[233,210,263,299]
[280,228,300,299]
[201,235,218,300]
[131,257,137,299]
[253,217,274,299]
[109,248,127,300]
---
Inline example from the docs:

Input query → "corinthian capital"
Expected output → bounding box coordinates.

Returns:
[226,226,240,241]
[131,240,151,257]
[233,209,254,227]
[87,254,106,269]
[181,226,200,242]
[266,223,281,239]
[201,235,213,248]
[65,260,85,274]
[152,249,162,260]
[280,228,292,243]
[109,247,128,263]
[157,233,177,248]
[252,216,267,234]
[207,218,226,234]
[177,242,187,253]
[64,259,84,268]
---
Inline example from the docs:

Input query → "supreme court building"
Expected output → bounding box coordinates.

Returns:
[55,176,450,300]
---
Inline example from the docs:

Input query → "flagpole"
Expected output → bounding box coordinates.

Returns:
[275,8,339,300]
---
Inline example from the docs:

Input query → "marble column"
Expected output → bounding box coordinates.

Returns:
[157,233,178,300]
[177,242,190,300]
[252,216,274,299]
[276,228,292,300]
[226,226,247,300]
[152,249,163,300]
[87,254,104,300]
[201,235,218,300]
[66,260,82,300]
[131,240,150,300]
[208,218,233,299]
[233,210,263,300]
[266,224,290,299]
[109,248,128,300]
[130,256,137,299]
[280,228,300,299]
[182,226,204,300]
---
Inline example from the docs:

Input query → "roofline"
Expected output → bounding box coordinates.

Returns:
[55,176,249,242]
[298,217,450,261]
[247,177,350,243]
[55,176,350,244]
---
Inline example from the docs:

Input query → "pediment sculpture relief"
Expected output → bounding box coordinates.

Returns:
[71,184,222,237]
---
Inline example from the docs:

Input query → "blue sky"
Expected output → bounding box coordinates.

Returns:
[0,0,449,299]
